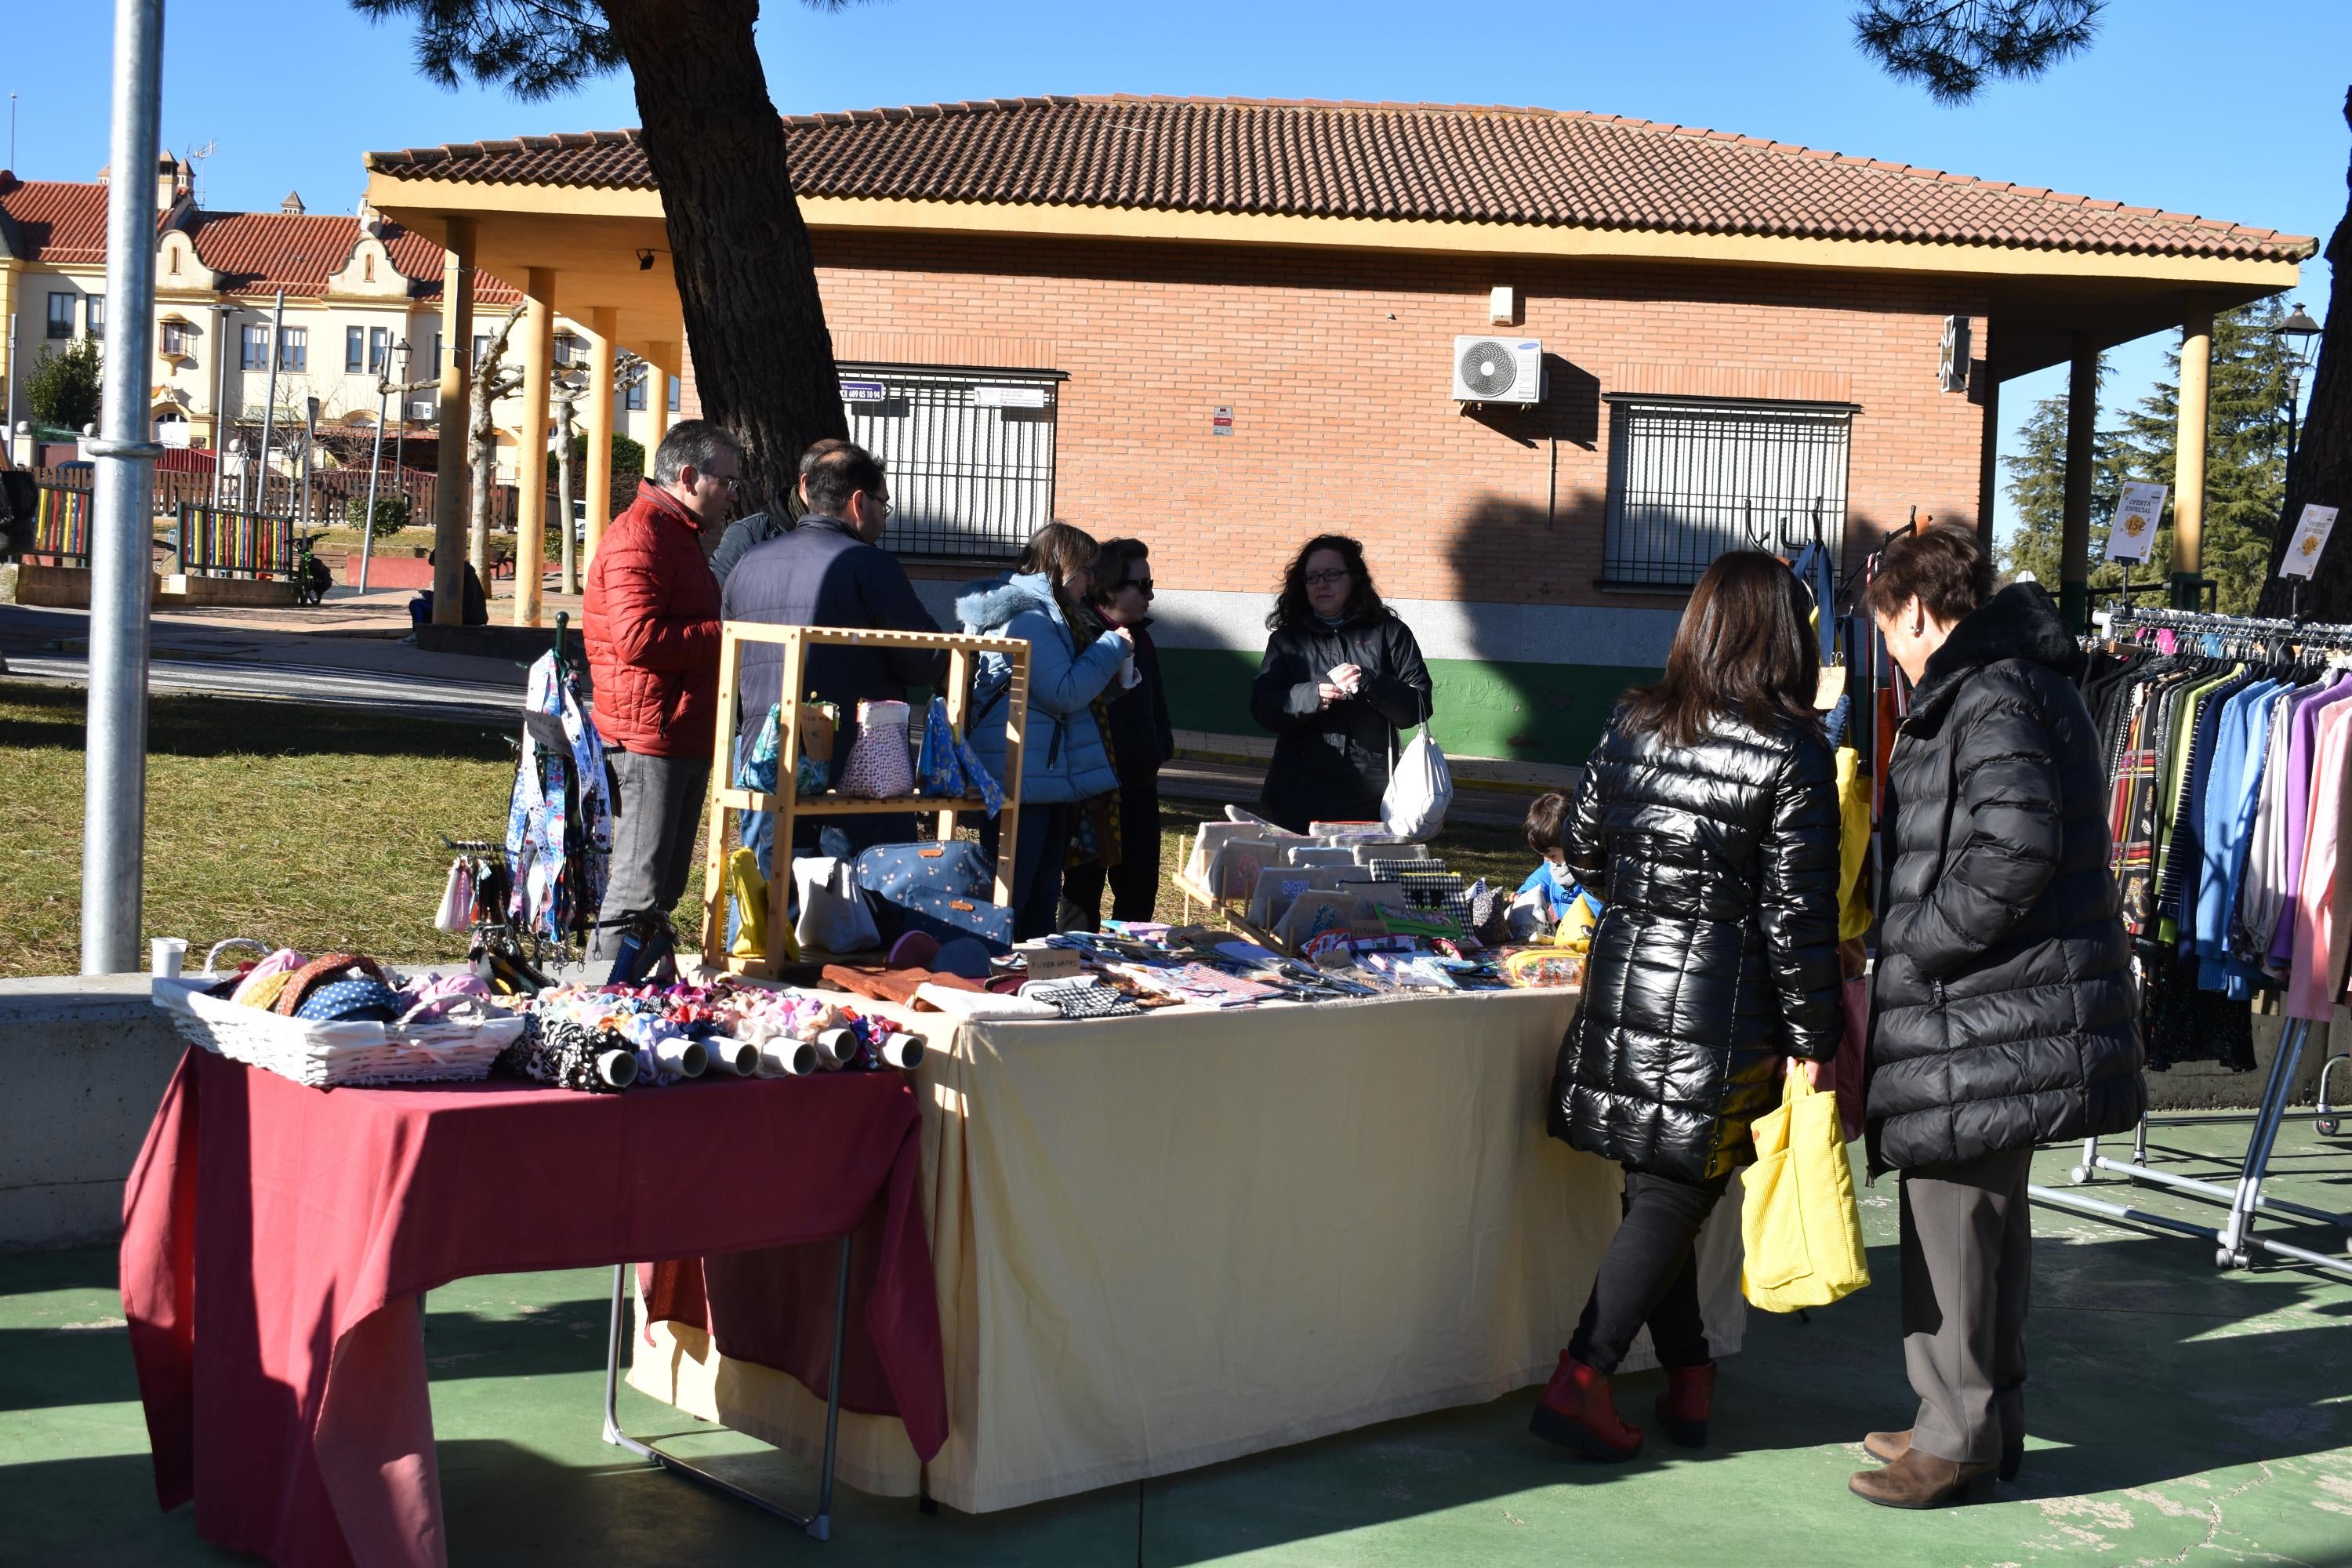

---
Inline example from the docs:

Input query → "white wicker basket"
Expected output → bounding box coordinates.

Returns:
[151,976,524,1089]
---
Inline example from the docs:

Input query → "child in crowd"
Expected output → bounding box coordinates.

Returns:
[1518,791,1601,935]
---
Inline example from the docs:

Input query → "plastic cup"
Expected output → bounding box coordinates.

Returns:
[151,938,187,978]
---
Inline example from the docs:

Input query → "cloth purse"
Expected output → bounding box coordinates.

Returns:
[850,841,1015,952]
[1740,1066,1872,1312]
[1380,691,1452,840]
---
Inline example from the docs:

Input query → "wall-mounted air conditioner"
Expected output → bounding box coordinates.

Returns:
[1452,336,1543,405]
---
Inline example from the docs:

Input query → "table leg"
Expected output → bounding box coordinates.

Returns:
[599,1244,855,1541]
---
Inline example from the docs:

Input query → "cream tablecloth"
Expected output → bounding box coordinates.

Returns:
[630,986,1745,1512]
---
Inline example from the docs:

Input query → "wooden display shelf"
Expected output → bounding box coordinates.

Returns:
[699,622,1030,971]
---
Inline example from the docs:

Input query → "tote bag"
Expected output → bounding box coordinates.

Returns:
[1740,1066,1871,1312]
[1381,692,1452,840]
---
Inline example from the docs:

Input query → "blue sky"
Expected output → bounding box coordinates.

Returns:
[5,0,2343,539]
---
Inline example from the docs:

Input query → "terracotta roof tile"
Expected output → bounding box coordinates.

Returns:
[0,172,122,263]
[364,96,2316,262]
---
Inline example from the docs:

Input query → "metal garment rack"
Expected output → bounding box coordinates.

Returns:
[599,1240,855,1540]
[2029,603,2352,1278]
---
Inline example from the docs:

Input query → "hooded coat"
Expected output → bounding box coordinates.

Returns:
[1867,583,2145,1174]
[1549,710,1845,1184]
[956,572,1124,804]
[1250,608,1433,831]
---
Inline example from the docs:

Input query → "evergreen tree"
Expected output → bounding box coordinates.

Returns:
[2114,298,2294,614]
[26,340,103,431]
[2000,364,2154,596]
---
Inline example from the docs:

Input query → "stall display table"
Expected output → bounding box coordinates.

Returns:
[630,986,1745,1512]
[120,1047,948,1568]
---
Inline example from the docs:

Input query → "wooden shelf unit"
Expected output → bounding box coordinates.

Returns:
[699,622,1031,975]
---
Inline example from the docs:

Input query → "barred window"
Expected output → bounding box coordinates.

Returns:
[1602,397,1855,590]
[837,362,1065,562]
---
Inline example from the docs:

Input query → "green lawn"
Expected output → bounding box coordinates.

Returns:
[0,681,1542,977]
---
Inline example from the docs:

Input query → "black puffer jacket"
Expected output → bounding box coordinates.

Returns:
[1250,608,1433,831]
[1868,583,2143,1174]
[1549,710,1844,1184]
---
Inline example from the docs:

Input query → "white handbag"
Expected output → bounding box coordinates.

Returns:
[1381,693,1452,840]
[791,855,880,953]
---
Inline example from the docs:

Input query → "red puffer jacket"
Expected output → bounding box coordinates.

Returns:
[583,481,721,757]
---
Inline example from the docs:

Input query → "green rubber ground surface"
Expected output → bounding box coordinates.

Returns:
[5,1122,2350,1566]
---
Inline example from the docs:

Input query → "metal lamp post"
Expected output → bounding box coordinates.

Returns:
[2277,303,2323,475]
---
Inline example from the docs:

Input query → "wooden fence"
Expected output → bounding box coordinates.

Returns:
[32,464,520,532]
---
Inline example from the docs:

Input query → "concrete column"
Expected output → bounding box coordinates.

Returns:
[2061,334,2097,633]
[430,217,474,626]
[642,339,677,455]
[585,307,616,572]
[2172,310,2212,608]
[512,267,555,628]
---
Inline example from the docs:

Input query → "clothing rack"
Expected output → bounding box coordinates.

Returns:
[2030,603,2352,1278]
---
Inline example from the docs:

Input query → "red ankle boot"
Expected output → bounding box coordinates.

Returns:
[1655,1361,1715,1448]
[1530,1353,1644,1461]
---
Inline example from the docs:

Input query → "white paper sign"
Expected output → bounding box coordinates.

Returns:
[973,385,1048,408]
[2280,504,2340,579]
[2104,481,2168,563]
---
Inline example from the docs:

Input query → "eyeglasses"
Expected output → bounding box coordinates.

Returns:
[1302,569,1350,588]
[866,492,895,519]
[1126,577,1155,597]
[701,470,742,493]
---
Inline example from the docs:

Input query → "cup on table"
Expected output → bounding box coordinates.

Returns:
[151,937,187,979]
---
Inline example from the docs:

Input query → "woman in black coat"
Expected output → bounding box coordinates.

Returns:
[1062,537,1176,927]
[1851,524,2141,1510]
[1533,551,1843,1463]
[1250,535,1434,832]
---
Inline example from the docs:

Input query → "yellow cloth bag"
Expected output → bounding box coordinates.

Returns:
[1740,1067,1871,1312]
[727,847,797,962]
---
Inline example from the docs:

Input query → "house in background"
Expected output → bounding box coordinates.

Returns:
[0,154,677,485]
[360,97,2299,756]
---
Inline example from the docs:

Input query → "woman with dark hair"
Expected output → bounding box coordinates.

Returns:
[1530,550,1842,1463]
[958,521,1132,938]
[1250,535,1434,831]
[1063,537,1174,927]
[1851,524,2141,1509]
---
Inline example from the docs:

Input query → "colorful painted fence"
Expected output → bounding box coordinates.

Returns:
[31,486,94,562]
[176,505,296,577]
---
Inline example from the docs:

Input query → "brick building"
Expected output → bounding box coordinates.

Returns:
[363,96,2311,760]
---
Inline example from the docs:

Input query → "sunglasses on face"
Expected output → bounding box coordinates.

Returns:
[1125,577,1154,597]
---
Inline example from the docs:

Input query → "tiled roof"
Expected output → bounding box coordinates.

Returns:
[363,96,2315,263]
[0,172,121,263]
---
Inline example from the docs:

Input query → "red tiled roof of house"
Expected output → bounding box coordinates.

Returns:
[0,172,123,263]
[363,96,2315,263]
[179,209,519,303]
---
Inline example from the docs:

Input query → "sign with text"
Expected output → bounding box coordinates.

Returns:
[1211,405,1234,436]
[973,385,1049,408]
[2281,503,2341,579]
[839,379,887,404]
[2103,481,2168,563]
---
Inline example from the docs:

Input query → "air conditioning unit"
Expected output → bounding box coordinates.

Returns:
[1452,336,1543,405]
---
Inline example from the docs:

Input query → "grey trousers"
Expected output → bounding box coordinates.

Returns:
[1900,1143,2034,1465]
[590,748,710,960]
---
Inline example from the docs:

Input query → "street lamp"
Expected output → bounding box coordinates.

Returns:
[2276,303,2323,474]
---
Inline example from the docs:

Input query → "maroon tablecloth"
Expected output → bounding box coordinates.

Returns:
[121,1048,947,1568]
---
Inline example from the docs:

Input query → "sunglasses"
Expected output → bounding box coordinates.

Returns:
[1126,577,1155,597]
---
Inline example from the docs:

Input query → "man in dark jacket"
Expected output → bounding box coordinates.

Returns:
[723,442,946,870]
[1854,525,2143,1510]
[583,420,732,960]
[708,437,850,586]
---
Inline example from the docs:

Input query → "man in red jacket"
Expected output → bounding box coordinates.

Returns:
[583,419,734,961]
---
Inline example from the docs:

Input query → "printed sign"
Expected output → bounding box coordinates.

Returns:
[1212,405,1234,436]
[2280,504,2341,580]
[839,379,887,404]
[973,385,1048,408]
[2103,481,2168,564]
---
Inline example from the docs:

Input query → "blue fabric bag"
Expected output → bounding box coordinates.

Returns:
[850,840,1014,952]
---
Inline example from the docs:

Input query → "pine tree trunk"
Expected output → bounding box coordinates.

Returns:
[601,0,848,519]
[2256,88,2352,618]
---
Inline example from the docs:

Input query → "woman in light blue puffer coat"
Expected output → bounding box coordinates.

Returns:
[956,522,1131,938]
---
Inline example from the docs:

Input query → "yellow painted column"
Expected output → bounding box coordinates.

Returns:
[430,217,474,625]
[512,267,556,628]
[0,263,17,435]
[641,339,677,456]
[2172,309,2212,608]
[585,307,617,571]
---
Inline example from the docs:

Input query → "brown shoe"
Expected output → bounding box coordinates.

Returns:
[1862,1428,2021,1481]
[1863,1429,1911,1464]
[1849,1448,1997,1508]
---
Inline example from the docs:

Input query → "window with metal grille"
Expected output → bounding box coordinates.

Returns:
[837,362,1065,561]
[1601,396,1856,590]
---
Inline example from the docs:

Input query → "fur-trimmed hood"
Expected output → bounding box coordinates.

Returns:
[955,572,1057,633]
